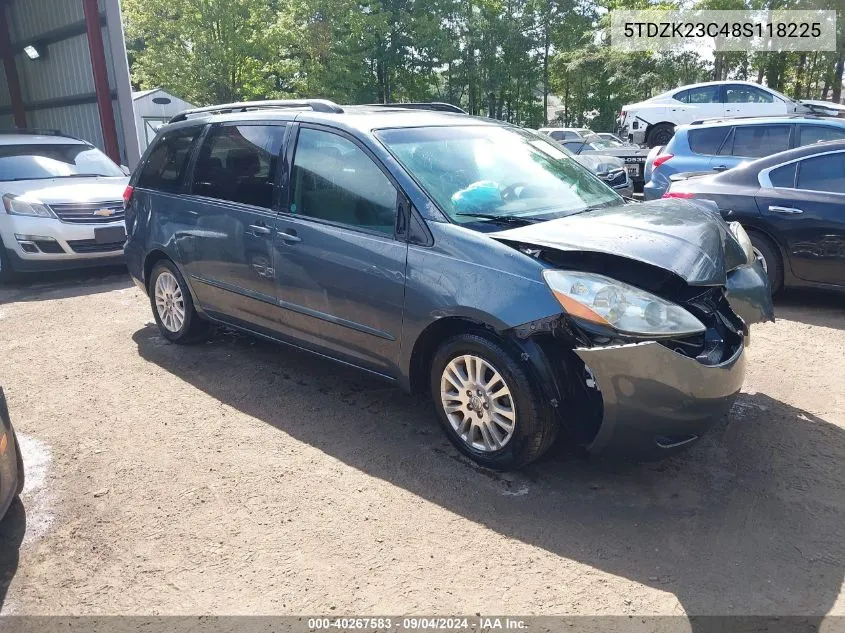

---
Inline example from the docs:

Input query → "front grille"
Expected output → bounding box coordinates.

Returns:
[603,170,628,187]
[49,201,124,224]
[66,239,125,254]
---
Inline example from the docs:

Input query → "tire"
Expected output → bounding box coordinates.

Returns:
[747,231,783,295]
[13,430,24,496]
[148,259,209,344]
[0,237,17,284]
[430,333,560,470]
[646,123,674,148]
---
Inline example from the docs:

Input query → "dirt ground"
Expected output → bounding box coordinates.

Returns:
[0,266,843,620]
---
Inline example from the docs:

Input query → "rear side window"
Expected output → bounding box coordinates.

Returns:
[796,153,845,193]
[136,127,199,193]
[726,124,791,158]
[676,86,721,104]
[768,163,796,188]
[191,124,286,209]
[687,127,730,155]
[799,125,845,146]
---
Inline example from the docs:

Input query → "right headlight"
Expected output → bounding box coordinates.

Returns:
[2,194,55,218]
[543,270,706,338]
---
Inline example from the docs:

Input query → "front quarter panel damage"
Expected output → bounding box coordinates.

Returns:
[725,259,775,328]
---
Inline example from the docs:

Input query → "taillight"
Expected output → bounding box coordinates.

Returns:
[122,185,134,207]
[662,191,695,199]
[620,109,627,121]
[652,154,674,168]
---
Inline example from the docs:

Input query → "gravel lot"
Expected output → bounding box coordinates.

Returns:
[0,267,843,620]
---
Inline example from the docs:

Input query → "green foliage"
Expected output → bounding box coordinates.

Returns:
[123,0,845,128]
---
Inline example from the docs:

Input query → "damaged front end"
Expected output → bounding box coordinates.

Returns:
[495,201,774,459]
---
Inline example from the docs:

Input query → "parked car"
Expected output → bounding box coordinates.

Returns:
[644,115,845,200]
[536,129,633,197]
[537,127,593,142]
[125,99,772,470]
[596,132,635,146]
[0,388,24,521]
[619,80,814,147]
[0,130,130,282]
[559,134,650,192]
[663,140,845,294]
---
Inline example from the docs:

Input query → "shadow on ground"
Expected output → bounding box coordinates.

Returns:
[774,288,845,330]
[0,498,26,613]
[133,324,844,629]
[0,266,132,304]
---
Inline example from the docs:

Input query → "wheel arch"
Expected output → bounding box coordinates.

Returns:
[406,316,496,395]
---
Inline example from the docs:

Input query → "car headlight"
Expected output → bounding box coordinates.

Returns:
[2,194,55,218]
[729,221,755,266]
[543,270,706,337]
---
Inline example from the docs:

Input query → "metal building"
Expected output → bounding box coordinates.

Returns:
[0,0,140,167]
[132,88,193,154]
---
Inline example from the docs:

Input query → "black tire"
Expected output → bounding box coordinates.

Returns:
[148,259,209,344]
[0,237,18,284]
[747,231,783,294]
[646,123,674,148]
[429,333,560,470]
[13,430,24,496]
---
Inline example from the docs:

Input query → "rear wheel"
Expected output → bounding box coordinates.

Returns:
[148,260,209,343]
[430,333,559,470]
[646,123,674,148]
[748,231,783,294]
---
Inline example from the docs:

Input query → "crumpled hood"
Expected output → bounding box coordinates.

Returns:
[2,177,128,204]
[491,199,748,286]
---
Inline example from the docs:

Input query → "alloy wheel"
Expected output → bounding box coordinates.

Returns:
[154,271,186,333]
[440,354,516,452]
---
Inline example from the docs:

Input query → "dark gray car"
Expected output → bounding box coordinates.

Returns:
[124,100,773,470]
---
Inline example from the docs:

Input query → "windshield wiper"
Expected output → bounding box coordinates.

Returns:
[455,212,540,225]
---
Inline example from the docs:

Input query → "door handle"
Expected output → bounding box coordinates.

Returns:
[278,230,302,243]
[249,224,272,235]
[712,165,728,172]
[769,205,804,215]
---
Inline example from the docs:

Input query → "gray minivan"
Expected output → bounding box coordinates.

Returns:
[124,100,773,470]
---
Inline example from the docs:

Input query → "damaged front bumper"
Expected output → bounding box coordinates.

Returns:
[576,340,745,459]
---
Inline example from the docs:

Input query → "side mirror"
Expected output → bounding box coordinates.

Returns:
[120,165,131,176]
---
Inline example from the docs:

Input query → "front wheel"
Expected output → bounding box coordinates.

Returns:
[748,231,783,295]
[0,238,17,284]
[430,333,560,470]
[646,123,674,148]
[148,260,209,343]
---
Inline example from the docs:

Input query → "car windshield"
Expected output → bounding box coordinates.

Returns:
[0,143,124,181]
[376,125,621,224]
[583,135,619,150]
[598,136,625,147]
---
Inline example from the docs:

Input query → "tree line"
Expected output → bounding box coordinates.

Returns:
[123,0,845,132]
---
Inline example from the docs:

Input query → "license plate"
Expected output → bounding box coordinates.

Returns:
[626,164,639,177]
[94,226,126,244]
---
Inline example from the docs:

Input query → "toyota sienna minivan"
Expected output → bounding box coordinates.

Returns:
[124,99,773,470]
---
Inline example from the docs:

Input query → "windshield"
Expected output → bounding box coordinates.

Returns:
[376,126,621,224]
[582,135,619,150]
[0,143,124,181]
[598,135,625,147]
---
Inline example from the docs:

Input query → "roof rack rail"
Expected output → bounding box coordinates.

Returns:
[366,102,467,114]
[169,99,344,123]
